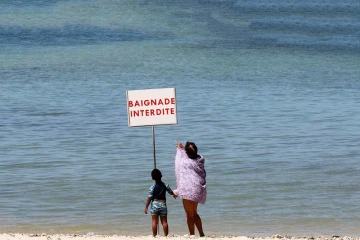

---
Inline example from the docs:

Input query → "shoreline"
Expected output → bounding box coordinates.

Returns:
[0,233,359,240]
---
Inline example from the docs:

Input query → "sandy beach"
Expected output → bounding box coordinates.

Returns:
[0,233,359,240]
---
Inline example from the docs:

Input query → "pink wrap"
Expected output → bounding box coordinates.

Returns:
[173,147,207,204]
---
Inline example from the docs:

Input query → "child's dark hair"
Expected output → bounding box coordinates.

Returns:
[151,168,162,182]
[185,141,199,159]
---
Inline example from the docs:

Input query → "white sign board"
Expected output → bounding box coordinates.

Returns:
[126,88,178,127]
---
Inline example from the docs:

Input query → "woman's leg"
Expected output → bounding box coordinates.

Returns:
[182,199,195,235]
[152,215,159,237]
[160,216,169,236]
[194,212,205,237]
[182,199,205,236]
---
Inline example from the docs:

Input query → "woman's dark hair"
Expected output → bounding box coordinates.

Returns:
[185,141,199,159]
[151,168,162,181]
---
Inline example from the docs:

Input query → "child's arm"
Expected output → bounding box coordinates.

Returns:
[144,197,152,214]
[165,183,177,199]
[145,185,154,214]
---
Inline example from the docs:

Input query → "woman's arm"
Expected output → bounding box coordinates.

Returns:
[175,140,184,149]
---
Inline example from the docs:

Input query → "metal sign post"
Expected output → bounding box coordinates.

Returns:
[152,125,156,169]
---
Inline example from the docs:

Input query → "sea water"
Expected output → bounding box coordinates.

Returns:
[0,0,359,237]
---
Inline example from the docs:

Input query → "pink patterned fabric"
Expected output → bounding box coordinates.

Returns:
[173,147,207,204]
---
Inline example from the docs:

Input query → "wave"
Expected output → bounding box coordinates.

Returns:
[0,25,161,46]
[0,0,66,7]
[246,17,360,52]
[250,34,360,53]
[249,18,360,35]
[234,0,360,16]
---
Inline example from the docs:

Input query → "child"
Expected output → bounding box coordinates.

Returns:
[144,168,177,237]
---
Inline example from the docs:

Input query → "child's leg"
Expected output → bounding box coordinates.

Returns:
[160,216,169,236]
[152,215,159,237]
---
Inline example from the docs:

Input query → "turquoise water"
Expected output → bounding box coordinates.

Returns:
[1,0,360,237]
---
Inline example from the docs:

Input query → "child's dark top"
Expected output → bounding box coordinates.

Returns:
[149,181,174,200]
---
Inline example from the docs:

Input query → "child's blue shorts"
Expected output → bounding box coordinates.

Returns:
[151,201,167,216]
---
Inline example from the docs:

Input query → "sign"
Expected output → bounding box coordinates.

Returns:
[126,88,178,127]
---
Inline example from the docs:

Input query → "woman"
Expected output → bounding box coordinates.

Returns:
[173,140,206,237]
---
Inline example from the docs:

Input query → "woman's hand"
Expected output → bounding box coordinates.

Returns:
[175,140,184,149]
